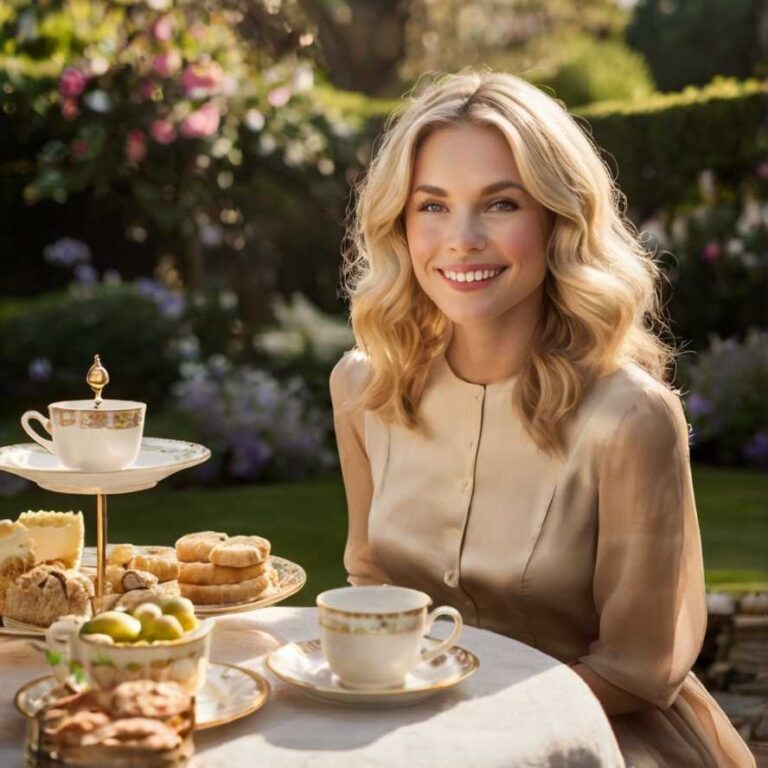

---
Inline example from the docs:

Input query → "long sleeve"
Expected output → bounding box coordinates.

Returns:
[329,351,390,586]
[578,387,707,710]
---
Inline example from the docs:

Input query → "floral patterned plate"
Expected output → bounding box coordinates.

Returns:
[0,437,210,494]
[15,660,270,730]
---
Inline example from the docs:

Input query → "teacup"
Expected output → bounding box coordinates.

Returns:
[21,399,146,472]
[45,615,214,695]
[316,585,463,690]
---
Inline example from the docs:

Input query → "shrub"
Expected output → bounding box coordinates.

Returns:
[684,330,768,467]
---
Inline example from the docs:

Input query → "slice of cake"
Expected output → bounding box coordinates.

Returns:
[4,563,93,627]
[18,511,84,570]
[0,520,35,613]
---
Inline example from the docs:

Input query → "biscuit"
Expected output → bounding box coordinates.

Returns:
[179,569,275,605]
[81,717,180,750]
[109,680,191,719]
[107,544,136,567]
[175,532,228,563]
[209,535,270,568]
[105,580,181,612]
[178,560,268,586]
[130,546,180,582]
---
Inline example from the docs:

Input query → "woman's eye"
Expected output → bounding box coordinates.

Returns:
[418,201,444,213]
[489,199,518,211]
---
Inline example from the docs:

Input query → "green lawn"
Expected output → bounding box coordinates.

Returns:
[0,465,765,604]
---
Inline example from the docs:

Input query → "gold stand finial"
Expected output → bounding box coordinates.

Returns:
[86,354,110,408]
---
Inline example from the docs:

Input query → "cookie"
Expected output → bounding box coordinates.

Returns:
[209,535,270,568]
[105,580,181,612]
[130,546,180,582]
[178,560,268,586]
[109,680,191,719]
[107,544,136,567]
[179,569,275,605]
[106,565,157,594]
[81,717,180,750]
[175,532,228,563]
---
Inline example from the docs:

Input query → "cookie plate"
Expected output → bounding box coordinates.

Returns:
[15,660,270,730]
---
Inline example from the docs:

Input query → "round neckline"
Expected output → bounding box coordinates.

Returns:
[436,353,518,391]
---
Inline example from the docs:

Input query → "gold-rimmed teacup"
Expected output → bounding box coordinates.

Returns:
[316,585,463,690]
[21,399,146,472]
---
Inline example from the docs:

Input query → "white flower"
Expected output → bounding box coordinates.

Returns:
[670,215,688,243]
[146,0,172,10]
[245,109,265,132]
[84,90,111,113]
[725,238,744,256]
[259,134,277,154]
[736,195,762,236]
[292,64,314,93]
[697,169,716,202]
[317,158,335,176]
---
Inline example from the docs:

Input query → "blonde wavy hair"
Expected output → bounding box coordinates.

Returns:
[340,69,675,456]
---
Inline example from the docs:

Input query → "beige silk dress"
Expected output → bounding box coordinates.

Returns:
[330,350,755,768]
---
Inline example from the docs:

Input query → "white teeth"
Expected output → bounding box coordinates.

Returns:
[442,268,503,284]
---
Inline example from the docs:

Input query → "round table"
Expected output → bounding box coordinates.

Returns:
[1,606,625,767]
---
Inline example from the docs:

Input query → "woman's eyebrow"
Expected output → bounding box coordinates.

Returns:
[412,179,526,196]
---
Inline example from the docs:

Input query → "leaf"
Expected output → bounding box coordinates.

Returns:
[44,649,62,666]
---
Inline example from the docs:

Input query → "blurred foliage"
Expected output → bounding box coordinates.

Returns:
[627,0,765,93]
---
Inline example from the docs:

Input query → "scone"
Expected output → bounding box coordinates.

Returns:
[175,532,228,563]
[0,520,35,613]
[4,563,93,627]
[18,511,84,569]
[179,567,276,605]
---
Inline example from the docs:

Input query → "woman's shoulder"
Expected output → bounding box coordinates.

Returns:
[329,349,373,408]
[582,362,689,445]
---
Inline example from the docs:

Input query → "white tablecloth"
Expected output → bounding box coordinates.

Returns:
[1,607,625,767]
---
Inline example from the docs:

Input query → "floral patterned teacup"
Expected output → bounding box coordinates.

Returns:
[316,585,463,690]
[21,399,146,472]
[44,615,214,695]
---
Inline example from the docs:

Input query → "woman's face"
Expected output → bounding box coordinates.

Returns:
[404,123,553,330]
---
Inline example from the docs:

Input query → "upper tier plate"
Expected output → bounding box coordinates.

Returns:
[0,438,210,494]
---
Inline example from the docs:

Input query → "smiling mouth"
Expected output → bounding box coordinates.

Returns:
[437,267,507,285]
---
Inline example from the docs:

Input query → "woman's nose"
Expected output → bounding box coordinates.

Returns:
[448,214,486,253]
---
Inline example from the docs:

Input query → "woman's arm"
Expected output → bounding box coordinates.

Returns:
[569,662,649,716]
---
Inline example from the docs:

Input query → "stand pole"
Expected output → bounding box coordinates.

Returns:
[95,493,108,607]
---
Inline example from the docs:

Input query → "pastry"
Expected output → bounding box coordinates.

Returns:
[81,717,181,750]
[179,568,275,605]
[4,563,93,627]
[130,546,180,582]
[106,565,158,594]
[107,543,136,567]
[0,520,35,613]
[178,559,268,586]
[106,580,181,612]
[175,531,228,563]
[209,535,270,568]
[18,510,84,569]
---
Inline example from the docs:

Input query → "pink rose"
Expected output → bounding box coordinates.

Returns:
[70,139,88,158]
[59,67,88,98]
[60,98,79,120]
[180,103,220,139]
[701,241,721,263]
[126,130,147,163]
[181,62,222,98]
[756,161,768,181]
[140,80,156,100]
[267,86,291,107]
[152,15,174,42]
[150,119,177,145]
[151,51,181,79]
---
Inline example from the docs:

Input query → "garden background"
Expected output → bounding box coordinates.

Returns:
[0,1,766,605]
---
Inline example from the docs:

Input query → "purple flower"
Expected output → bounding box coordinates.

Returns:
[228,432,272,479]
[74,264,98,286]
[743,433,768,467]
[44,237,91,267]
[701,241,721,263]
[687,392,714,418]
[28,357,52,382]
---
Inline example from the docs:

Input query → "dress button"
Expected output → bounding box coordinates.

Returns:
[444,570,459,588]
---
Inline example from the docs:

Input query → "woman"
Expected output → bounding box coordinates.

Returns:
[329,70,754,767]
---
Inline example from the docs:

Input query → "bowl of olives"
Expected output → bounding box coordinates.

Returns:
[45,599,214,695]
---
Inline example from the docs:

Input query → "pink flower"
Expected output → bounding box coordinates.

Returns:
[140,80,156,99]
[756,161,768,180]
[701,241,721,263]
[59,67,88,98]
[60,98,79,120]
[70,139,88,158]
[267,86,291,107]
[180,103,220,139]
[181,62,222,98]
[150,119,177,145]
[151,51,181,79]
[126,130,147,163]
[152,15,174,41]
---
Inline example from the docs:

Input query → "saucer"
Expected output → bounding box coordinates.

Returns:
[0,437,210,494]
[265,638,479,706]
[15,660,269,730]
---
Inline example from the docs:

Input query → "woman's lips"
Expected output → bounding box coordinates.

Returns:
[437,267,507,292]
